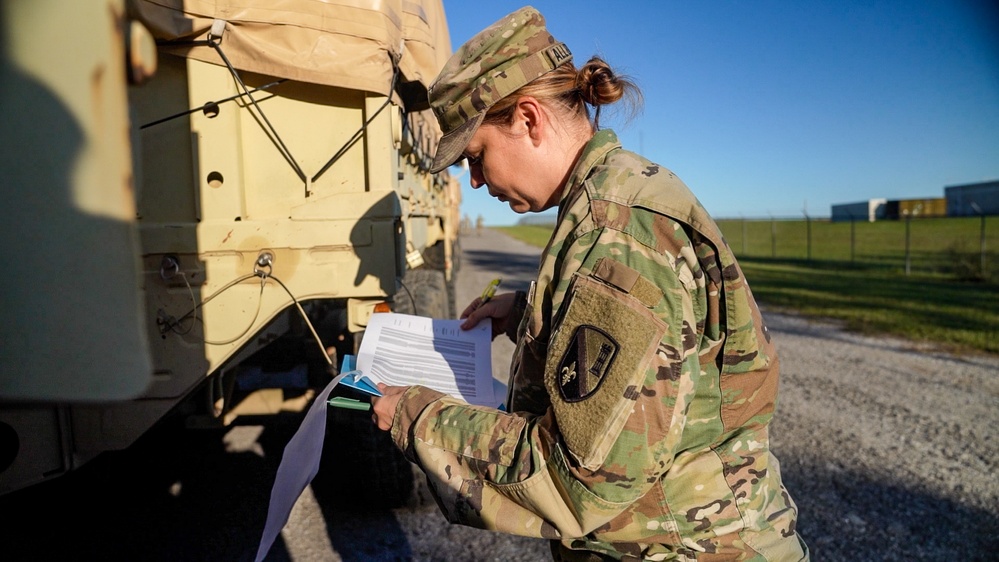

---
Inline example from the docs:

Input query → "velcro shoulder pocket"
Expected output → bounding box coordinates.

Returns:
[544,274,668,470]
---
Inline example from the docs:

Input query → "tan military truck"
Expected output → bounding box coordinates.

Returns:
[0,0,458,505]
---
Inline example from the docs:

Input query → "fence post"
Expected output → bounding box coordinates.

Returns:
[742,217,747,255]
[850,213,856,264]
[971,202,986,277]
[770,215,777,258]
[805,212,812,260]
[983,214,988,278]
[904,213,911,276]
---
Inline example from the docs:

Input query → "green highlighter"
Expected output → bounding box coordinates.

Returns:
[327,396,370,411]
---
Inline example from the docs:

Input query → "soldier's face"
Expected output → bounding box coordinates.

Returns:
[462,113,561,214]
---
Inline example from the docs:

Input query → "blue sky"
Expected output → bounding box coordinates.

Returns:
[440,0,999,225]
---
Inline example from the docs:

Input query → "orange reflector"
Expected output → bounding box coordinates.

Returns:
[373,302,392,313]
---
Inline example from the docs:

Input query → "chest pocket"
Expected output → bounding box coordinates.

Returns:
[544,272,667,470]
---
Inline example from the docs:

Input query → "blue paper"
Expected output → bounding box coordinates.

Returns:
[337,355,382,397]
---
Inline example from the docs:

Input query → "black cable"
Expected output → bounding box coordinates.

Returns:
[398,278,418,316]
[158,272,259,336]
[139,79,286,129]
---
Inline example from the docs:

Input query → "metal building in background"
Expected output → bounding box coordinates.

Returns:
[885,197,948,219]
[831,199,887,222]
[946,180,999,217]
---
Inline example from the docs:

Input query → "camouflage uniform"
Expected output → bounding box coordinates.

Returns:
[391,6,809,560]
[391,128,808,560]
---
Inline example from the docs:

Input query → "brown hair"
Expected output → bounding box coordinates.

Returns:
[482,56,643,130]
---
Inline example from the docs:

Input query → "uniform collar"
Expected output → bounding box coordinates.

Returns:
[557,129,621,207]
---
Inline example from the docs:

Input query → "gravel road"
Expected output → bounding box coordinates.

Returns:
[424,230,999,561]
[766,312,998,561]
[401,229,999,561]
[1,229,995,561]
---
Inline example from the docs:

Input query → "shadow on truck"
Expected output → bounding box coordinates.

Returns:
[0,0,459,508]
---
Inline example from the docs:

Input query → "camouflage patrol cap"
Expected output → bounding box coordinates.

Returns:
[428,6,572,173]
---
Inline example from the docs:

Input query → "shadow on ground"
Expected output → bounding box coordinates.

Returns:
[462,248,539,294]
[779,455,999,561]
[2,395,995,561]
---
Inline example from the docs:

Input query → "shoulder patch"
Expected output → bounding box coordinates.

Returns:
[544,275,669,469]
[557,325,618,403]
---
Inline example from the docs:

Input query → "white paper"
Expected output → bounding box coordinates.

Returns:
[255,314,496,560]
[357,312,496,407]
[255,372,344,562]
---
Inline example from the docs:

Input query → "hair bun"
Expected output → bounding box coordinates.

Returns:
[577,57,622,106]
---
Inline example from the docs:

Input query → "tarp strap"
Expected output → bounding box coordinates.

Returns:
[139,79,287,130]
[310,59,401,187]
[206,20,308,185]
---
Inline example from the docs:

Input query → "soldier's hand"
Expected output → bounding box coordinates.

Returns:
[460,291,516,339]
[371,384,407,431]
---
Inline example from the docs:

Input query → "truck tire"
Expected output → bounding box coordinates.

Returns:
[395,268,450,319]
[419,240,458,318]
[315,405,415,509]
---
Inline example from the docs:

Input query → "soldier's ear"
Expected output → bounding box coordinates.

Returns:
[513,96,545,145]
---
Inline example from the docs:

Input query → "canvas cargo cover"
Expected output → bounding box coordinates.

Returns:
[129,0,452,101]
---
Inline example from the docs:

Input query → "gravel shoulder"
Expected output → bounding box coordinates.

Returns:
[451,230,999,561]
[765,311,999,561]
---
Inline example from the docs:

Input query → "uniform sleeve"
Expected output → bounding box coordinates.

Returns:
[389,226,698,539]
[504,290,528,343]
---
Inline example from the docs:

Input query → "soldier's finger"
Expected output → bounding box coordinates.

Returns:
[461,303,487,329]
[460,297,482,319]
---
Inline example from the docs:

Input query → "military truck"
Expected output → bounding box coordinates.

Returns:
[0,0,459,505]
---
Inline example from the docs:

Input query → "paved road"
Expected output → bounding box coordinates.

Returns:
[453,226,539,384]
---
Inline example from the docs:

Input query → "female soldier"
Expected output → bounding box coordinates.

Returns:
[372,6,809,561]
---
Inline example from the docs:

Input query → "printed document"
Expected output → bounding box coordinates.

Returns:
[256,313,496,560]
[357,312,497,407]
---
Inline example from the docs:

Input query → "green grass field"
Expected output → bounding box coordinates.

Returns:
[496,220,999,354]
[716,217,998,280]
[495,225,555,248]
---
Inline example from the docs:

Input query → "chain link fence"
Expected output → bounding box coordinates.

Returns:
[717,216,998,282]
